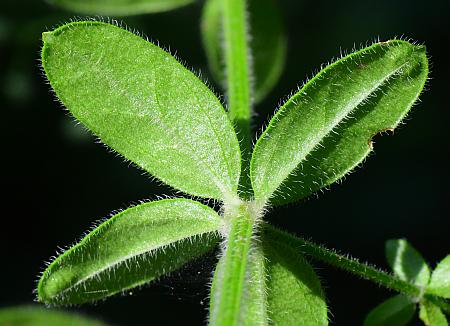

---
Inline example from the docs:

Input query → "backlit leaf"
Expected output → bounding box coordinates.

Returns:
[250,40,428,205]
[42,21,241,201]
[386,239,430,287]
[0,306,106,326]
[363,295,416,326]
[419,300,448,326]
[427,255,450,298]
[47,0,194,16]
[38,199,221,305]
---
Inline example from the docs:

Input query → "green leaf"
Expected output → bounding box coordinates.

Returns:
[41,21,241,201]
[38,199,222,305]
[201,0,286,103]
[250,40,428,205]
[0,306,107,326]
[419,300,448,326]
[209,205,265,325]
[427,255,450,298]
[47,0,195,16]
[263,228,328,325]
[386,239,430,287]
[363,295,416,326]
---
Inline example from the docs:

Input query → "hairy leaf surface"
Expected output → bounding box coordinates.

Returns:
[47,0,194,15]
[427,255,450,298]
[38,199,221,305]
[0,306,107,326]
[201,0,286,103]
[42,21,241,200]
[263,228,328,325]
[419,300,448,326]
[250,40,428,204]
[386,239,430,287]
[363,295,416,326]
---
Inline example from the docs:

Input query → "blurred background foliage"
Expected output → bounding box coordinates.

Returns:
[0,0,449,324]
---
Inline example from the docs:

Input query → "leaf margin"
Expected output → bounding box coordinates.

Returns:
[37,198,223,305]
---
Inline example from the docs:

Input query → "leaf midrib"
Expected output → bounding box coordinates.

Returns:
[152,86,231,196]
[87,89,230,199]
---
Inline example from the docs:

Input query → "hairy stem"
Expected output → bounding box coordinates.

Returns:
[223,0,251,145]
[222,0,252,195]
[210,205,257,325]
[209,0,260,324]
[265,225,450,314]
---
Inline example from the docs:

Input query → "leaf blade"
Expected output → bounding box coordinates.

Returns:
[47,0,194,16]
[385,239,430,287]
[427,255,450,298]
[419,300,448,326]
[201,0,286,103]
[250,40,428,204]
[263,230,328,325]
[42,21,241,200]
[363,295,416,326]
[38,199,222,305]
[0,306,107,326]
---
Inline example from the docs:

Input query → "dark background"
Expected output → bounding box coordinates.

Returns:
[1,0,449,325]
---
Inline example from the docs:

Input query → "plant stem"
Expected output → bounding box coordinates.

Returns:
[210,0,260,323]
[265,225,450,314]
[210,205,256,325]
[223,0,251,146]
[222,0,252,195]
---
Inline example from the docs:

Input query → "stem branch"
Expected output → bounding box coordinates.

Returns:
[265,225,450,314]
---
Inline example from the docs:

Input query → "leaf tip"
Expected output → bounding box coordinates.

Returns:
[36,277,52,305]
[42,31,55,45]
